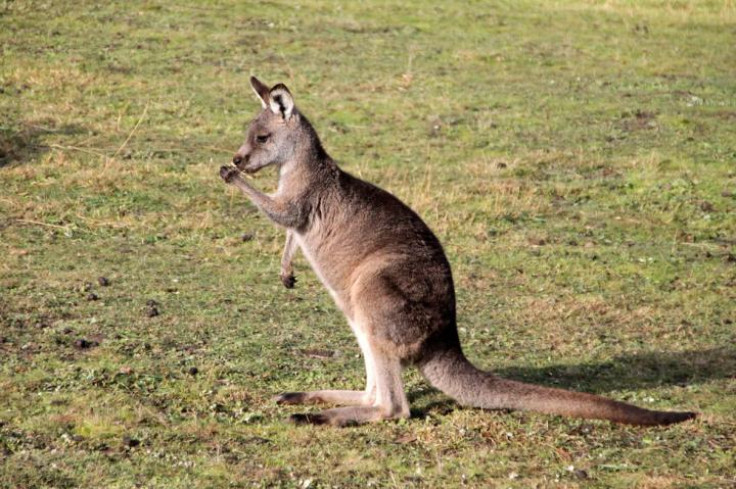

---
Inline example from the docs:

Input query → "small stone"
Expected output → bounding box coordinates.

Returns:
[122,435,140,448]
[211,403,227,413]
[529,237,547,246]
[119,366,133,375]
[98,276,110,286]
[94,442,109,452]
[145,299,160,317]
[74,338,98,349]
[699,200,715,212]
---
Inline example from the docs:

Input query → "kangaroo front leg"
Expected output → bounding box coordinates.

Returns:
[280,230,298,289]
[219,166,303,229]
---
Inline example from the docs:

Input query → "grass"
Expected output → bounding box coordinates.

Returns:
[1,0,734,487]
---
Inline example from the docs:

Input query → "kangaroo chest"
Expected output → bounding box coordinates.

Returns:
[293,232,348,312]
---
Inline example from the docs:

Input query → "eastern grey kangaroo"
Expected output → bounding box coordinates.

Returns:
[218,76,696,427]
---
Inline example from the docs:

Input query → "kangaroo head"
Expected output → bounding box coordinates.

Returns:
[232,76,299,174]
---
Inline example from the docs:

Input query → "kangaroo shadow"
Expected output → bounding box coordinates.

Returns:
[409,348,734,417]
[493,347,735,393]
[0,120,87,168]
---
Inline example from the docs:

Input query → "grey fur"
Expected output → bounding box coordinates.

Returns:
[219,77,697,427]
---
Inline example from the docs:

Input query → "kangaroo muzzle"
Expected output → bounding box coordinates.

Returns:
[232,153,246,169]
[232,153,259,173]
[233,154,269,174]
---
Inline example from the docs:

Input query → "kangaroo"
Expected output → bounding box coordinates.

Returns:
[218,76,697,427]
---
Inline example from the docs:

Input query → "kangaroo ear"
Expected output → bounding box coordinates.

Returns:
[268,84,294,120]
[250,76,270,109]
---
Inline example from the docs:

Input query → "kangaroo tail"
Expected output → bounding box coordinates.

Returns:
[418,347,696,426]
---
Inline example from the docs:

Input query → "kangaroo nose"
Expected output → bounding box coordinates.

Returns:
[233,154,243,166]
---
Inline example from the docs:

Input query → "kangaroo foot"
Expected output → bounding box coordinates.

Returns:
[275,390,372,407]
[287,406,407,427]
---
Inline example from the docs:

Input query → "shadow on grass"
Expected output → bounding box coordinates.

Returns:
[410,348,734,417]
[0,120,86,168]
[493,347,735,394]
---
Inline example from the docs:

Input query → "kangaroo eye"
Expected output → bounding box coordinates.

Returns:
[256,134,270,144]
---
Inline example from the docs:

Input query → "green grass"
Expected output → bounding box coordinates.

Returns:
[1,0,734,487]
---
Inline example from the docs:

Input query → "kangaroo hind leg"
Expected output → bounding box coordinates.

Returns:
[275,390,370,407]
[288,343,409,427]
[274,326,378,407]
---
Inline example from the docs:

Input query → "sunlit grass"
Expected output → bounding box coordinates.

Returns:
[1,0,734,487]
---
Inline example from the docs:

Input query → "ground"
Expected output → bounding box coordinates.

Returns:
[1,1,734,488]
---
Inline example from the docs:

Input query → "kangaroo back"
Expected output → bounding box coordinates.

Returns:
[419,347,696,426]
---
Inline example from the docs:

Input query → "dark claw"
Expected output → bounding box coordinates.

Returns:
[274,392,307,405]
[219,165,239,183]
[281,273,296,289]
[288,413,329,426]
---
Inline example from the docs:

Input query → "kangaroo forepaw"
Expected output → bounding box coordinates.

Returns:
[280,273,297,289]
[219,165,240,183]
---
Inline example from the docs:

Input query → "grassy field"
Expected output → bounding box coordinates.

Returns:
[1,0,735,487]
